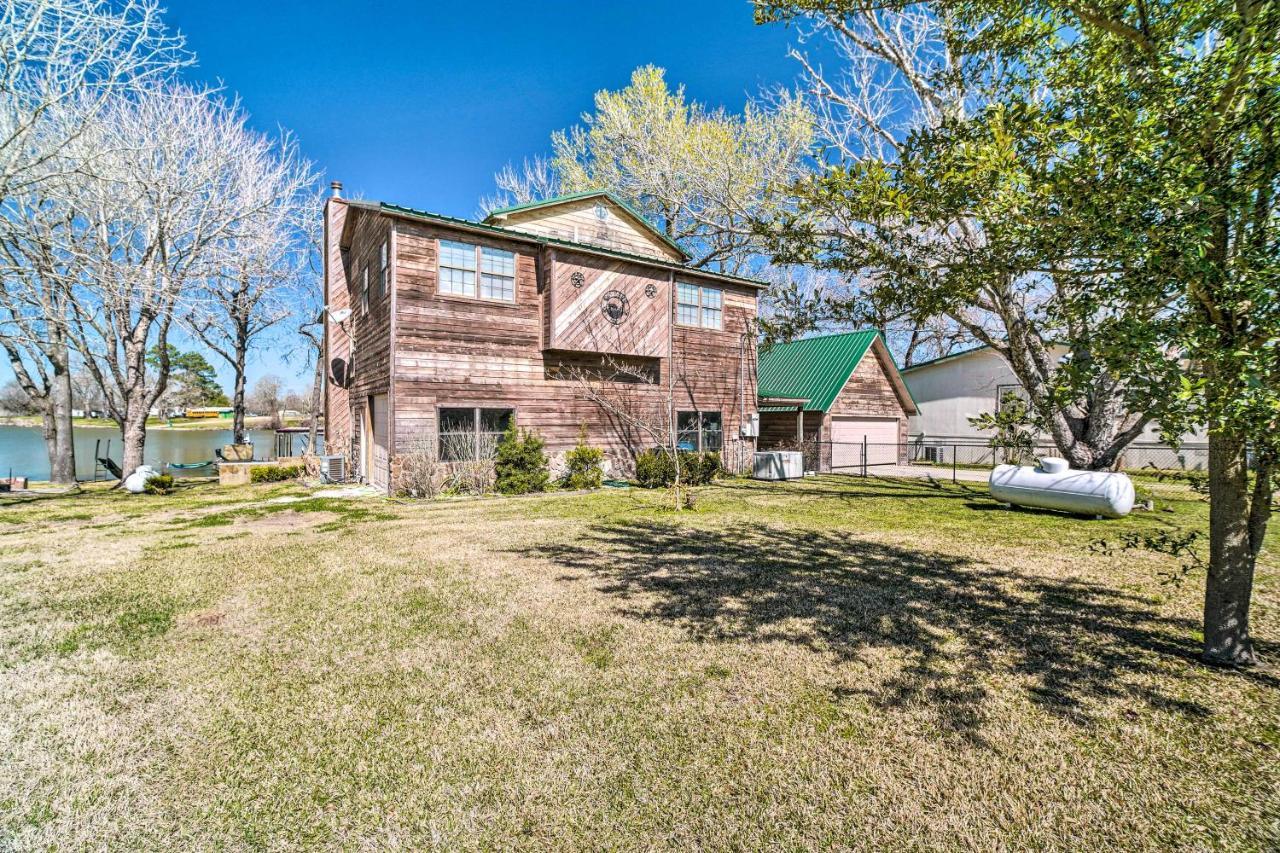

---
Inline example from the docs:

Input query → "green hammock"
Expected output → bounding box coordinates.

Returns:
[167,460,215,470]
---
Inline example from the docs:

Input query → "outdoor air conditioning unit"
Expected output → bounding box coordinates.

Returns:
[753,450,803,481]
[319,454,346,483]
[919,445,945,464]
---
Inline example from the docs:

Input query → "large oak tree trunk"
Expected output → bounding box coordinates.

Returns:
[1203,429,1259,665]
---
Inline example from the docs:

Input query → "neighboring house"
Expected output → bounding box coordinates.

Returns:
[757,331,918,471]
[901,344,1207,469]
[322,187,767,492]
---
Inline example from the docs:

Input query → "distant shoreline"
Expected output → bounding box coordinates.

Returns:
[0,415,308,431]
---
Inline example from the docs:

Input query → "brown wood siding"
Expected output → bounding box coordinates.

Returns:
[323,202,395,481]
[547,253,669,358]
[824,348,910,464]
[381,218,759,481]
[323,199,352,462]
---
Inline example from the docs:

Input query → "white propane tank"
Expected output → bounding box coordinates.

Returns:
[123,465,157,494]
[989,457,1135,518]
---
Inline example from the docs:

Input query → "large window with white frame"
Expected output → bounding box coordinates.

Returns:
[676,282,722,329]
[438,239,515,302]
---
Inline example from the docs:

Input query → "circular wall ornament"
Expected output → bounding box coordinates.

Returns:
[601,290,630,325]
[644,283,657,298]
[594,201,608,220]
[570,271,585,288]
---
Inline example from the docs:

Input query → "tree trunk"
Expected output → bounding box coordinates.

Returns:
[231,352,247,445]
[119,405,149,481]
[1202,428,1258,666]
[43,363,77,484]
[306,346,323,454]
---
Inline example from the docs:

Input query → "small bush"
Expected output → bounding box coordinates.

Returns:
[563,431,605,490]
[494,424,549,495]
[635,449,677,487]
[394,435,446,498]
[250,463,303,483]
[635,449,723,488]
[143,473,175,495]
[681,451,723,485]
[440,432,498,495]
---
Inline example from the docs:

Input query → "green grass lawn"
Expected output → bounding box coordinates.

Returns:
[0,476,1276,849]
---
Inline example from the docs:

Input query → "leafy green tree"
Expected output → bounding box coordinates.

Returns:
[755,2,1154,470]
[758,0,1278,665]
[483,65,813,273]
[147,345,227,411]
[970,391,1040,466]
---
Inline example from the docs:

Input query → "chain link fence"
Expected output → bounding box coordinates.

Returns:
[763,437,1209,482]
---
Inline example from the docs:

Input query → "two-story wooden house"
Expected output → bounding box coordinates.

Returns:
[322,186,766,491]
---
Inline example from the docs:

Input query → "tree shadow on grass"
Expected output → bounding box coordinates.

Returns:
[516,520,1272,736]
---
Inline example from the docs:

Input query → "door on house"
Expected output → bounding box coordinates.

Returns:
[368,393,389,490]
[830,416,900,469]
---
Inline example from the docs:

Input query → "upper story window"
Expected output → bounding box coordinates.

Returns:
[676,282,722,329]
[438,239,515,303]
[360,265,369,314]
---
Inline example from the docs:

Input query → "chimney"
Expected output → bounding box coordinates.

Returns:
[330,180,343,199]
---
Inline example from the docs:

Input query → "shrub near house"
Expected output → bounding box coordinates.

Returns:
[494,425,550,495]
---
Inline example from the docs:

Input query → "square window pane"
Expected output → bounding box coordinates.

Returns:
[439,408,474,433]
[440,240,476,270]
[676,411,699,451]
[480,246,515,276]
[677,304,699,326]
[702,306,722,329]
[440,266,475,296]
[479,408,512,432]
[481,273,514,301]
[701,412,723,451]
[676,283,699,306]
[701,287,722,309]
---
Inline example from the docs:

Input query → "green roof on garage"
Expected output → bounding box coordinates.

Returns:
[758,330,917,414]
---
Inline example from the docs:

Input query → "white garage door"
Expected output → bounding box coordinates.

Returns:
[369,394,389,490]
[831,416,900,469]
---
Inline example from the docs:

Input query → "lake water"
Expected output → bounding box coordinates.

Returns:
[0,423,320,481]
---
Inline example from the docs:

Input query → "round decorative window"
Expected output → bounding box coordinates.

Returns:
[570,271,585,288]
[644,283,657,298]
[601,290,630,325]
[593,201,608,220]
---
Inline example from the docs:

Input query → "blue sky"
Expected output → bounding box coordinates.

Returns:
[0,3,809,394]
[152,0,806,391]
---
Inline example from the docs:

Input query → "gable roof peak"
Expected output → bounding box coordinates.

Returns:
[483,189,689,260]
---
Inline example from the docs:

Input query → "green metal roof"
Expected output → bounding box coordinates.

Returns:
[360,200,768,289]
[483,189,691,260]
[757,330,881,413]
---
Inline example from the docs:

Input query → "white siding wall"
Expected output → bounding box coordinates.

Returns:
[903,346,1204,447]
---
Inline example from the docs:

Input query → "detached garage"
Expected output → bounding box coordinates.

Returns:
[757,331,919,472]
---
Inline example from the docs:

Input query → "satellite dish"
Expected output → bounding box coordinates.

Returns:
[329,307,352,324]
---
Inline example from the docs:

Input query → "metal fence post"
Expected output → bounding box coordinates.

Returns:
[952,444,957,484]
[862,435,868,478]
